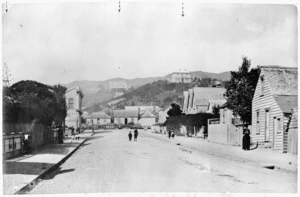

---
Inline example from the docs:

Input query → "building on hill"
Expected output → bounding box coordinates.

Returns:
[183,87,226,114]
[86,111,111,128]
[170,71,192,83]
[109,80,128,91]
[65,86,84,130]
[251,66,298,153]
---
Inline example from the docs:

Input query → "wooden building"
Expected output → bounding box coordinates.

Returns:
[251,66,297,153]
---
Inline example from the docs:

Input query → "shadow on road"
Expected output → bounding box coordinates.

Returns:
[85,136,104,142]
[4,162,54,175]
[43,167,75,180]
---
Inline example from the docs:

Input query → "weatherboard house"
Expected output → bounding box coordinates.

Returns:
[251,66,298,153]
[87,112,111,127]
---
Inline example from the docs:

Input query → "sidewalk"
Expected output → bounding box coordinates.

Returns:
[3,130,94,195]
[144,131,298,173]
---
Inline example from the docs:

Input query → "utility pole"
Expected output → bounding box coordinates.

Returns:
[3,63,12,87]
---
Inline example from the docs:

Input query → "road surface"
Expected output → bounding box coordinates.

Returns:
[29,129,297,194]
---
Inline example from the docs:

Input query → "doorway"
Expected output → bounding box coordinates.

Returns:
[265,109,270,141]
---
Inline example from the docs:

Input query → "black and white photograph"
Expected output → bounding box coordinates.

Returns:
[1,0,298,196]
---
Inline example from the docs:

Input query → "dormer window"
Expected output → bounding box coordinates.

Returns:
[260,75,264,96]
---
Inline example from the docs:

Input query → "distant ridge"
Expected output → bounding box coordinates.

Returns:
[66,70,231,108]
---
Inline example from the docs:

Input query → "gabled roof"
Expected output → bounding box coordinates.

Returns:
[113,110,139,118]
[160,101,181,112]
[207,99,227,112]
[274,95,298,113]
[260,66,298,96]
[140,109,156,118]
[88,111,111,119]
[193,87,226,106]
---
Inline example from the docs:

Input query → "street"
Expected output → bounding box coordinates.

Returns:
[29,129,297,193]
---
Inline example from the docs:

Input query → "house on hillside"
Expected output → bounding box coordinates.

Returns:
[183,87,226,114]
[158,101,182,124]
[65,86,84,130]
[170,71,192,83]
[86,111,111,128]
[252,66,298,153]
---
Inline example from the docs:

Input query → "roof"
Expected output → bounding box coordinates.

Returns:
[113,110,139,118]
[88,111,111,119]
[261,66,298,96]
[66,86,84,97]
[193,87,226,106]
[160,101,181,112]
[289,108,298,128]
[207,99,227,112]
[274,95,298,113]
[140,109,156,118]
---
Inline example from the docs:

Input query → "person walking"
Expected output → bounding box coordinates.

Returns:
[128,131,133,141]
[134,129,138,142]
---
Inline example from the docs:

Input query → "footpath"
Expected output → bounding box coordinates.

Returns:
[3,130,94,195]
[144,130,298,173]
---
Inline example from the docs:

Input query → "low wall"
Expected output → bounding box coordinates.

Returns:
[207,124,227,144]
[227,124,243,146]
[3,123,52,153]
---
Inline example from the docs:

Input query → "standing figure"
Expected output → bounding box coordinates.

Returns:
[168,130,171,139]
[171,130,175,138]
[134,129,138,142]
[242,128,251,150]
[128,131,133,141]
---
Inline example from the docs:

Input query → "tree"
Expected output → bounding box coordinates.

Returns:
[5,80,68,126]
[224,57,260,124]
[167,103,182,116]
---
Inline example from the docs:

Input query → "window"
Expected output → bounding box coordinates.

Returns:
[256,110,260,133]
[68,98,74,109]
[260,76,264,96]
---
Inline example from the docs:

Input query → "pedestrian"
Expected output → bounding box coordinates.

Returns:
[168,130,171,139]
[76,131,80,140]
[171,130,175,138]
[242,127,251,150]
[23,134,30,154]
[128,131,133,141]
[134,129,138,142]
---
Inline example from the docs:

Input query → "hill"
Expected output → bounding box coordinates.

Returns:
[66,71,231,108]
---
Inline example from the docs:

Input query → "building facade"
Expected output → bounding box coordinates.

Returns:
[251,66,298,153]
[182,87,226,114]
[170,72,192,83]
[65,86,84,130]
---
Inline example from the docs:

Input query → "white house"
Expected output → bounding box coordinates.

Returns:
[251,66,298,153]
[87,111,111,126]
[170,72,192,83]
[65,86,84,129]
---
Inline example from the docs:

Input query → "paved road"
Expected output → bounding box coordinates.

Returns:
[29,129,297,194]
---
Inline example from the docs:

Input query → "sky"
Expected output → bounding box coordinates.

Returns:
[2,1,298,85]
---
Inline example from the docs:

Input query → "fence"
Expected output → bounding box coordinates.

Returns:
[3,123,54,159]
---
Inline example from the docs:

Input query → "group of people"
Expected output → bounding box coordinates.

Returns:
[168,129,175,139]
[128,129,138,142]
[71,126,81,140]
